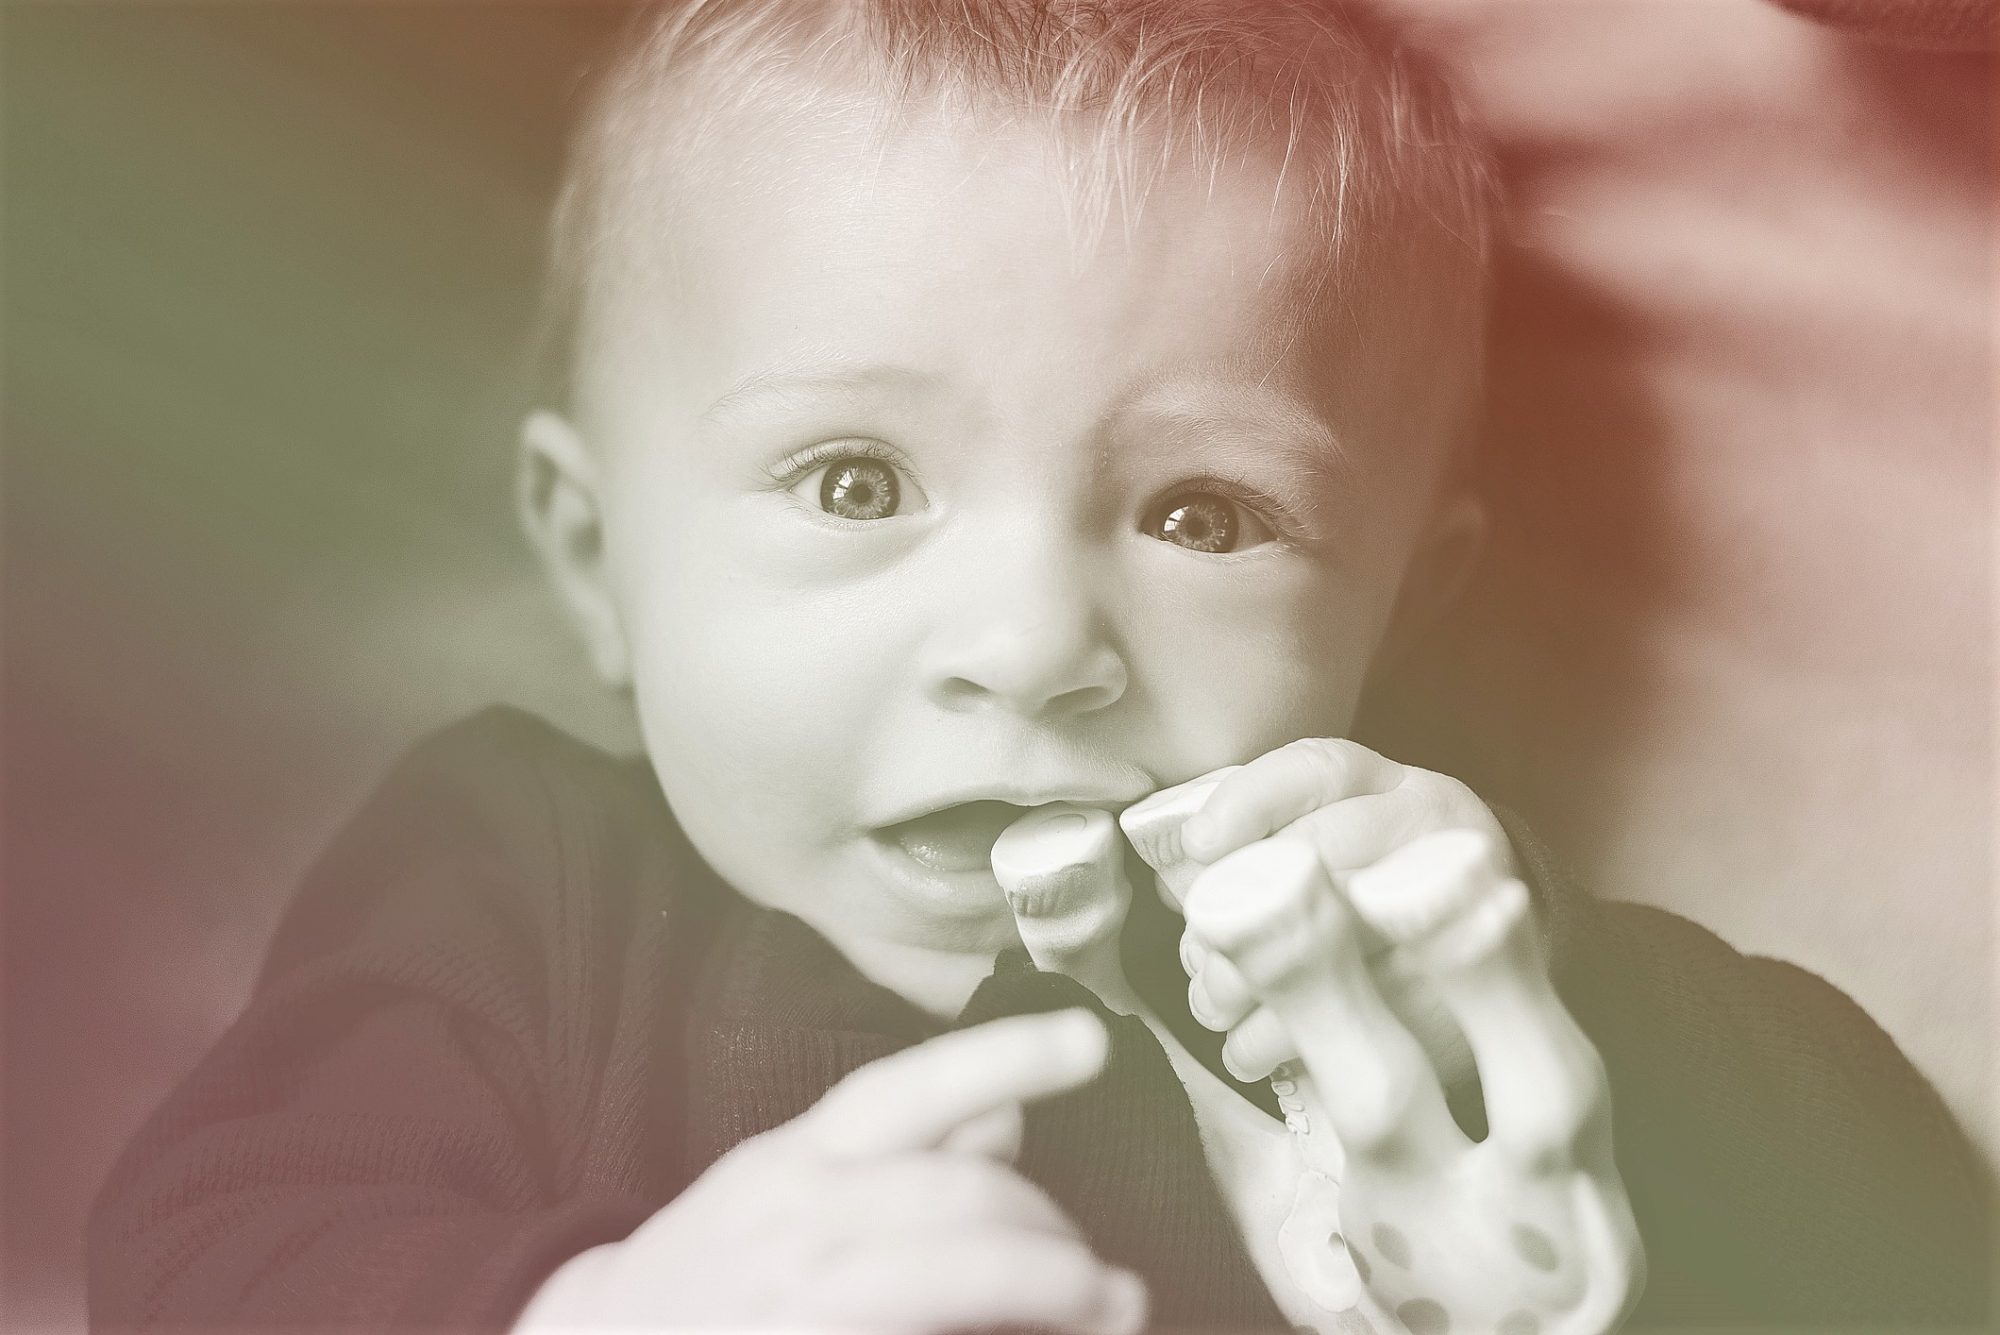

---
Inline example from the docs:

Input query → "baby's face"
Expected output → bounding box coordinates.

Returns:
[536,98,1456,1003]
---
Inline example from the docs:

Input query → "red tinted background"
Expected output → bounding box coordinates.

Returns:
[5,3,1992,1330]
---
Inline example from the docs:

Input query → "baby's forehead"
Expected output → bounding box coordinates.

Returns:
[587,125,1436,482]
[598,109,1372,401]
[599,86,1359,349]
[567,13,1406,323]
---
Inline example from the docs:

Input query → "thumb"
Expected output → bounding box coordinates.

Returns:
[799,1009,1108,1160]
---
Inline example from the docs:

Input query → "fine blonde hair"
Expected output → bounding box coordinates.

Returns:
[539,0,1495,467]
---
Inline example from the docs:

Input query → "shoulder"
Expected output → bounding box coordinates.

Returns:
[335,705,657,849]
[257,707,698,995]
[1491,809,1989,1317]
[1561,899,1991,1322]
[1565,897,1923,1072]
[1560,895,1950,1122]
[1491,808,1956,1112]
[86,712,693,1329]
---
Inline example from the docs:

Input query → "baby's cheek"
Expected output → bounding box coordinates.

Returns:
[733,522,918,588]
[1124,582,1372,756]
[624,599,822,790]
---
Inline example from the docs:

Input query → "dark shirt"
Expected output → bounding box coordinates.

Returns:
[87,709,1991,1331]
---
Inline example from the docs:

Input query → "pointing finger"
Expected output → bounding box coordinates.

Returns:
[801,1010,1108,1159]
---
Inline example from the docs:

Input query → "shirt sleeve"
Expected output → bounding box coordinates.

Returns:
[1497,810,1992,1327]
[86,711,667,1334]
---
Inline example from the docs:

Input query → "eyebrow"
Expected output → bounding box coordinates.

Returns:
[697,359,1354,507]
[697,360,936,427]
[1126,381,1356,507]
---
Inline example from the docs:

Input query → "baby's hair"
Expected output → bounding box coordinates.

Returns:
[538,0,1496,478]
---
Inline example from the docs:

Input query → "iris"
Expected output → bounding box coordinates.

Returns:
[1148,492,1240,553]
[819,457,900,520]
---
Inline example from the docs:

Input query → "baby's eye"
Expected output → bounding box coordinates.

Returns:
[1141,490,1275,554]
[790,453,911,521]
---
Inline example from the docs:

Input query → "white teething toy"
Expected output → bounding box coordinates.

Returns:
[991,787,1647,1335]
[992,802,1367,1332]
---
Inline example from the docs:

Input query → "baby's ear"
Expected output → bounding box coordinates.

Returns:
[517,411,631,690]
[1379,490,1486,668]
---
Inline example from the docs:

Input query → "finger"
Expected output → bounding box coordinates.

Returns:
[937,1101,1025,1162]
[1185,838,1459,1159]
[1287,789,1428,874]
[1349,831,1608,1168]
[801,1009,1109,1159]
[1178,926,1210,978]
[1283,791,1452,970]
[1217,1005,1300,1081]
[1182,738,1403,864]
[1287,772,1515,876]
[1119,767,1239,908]
[1187,950,1257,1031]
[816,1231,1148,1335]
[837,1152,1079,1239]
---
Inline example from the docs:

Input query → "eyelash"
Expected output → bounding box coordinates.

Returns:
[1155,471,1304,550]
[765,439,921,494]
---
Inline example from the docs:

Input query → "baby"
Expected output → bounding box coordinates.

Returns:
[511,0,1633,1326]
[88,1,1989,1332]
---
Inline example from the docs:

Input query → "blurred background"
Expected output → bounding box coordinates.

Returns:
[3,1,1992,1330]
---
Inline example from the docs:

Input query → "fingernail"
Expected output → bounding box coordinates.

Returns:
[1093,1269,1149,1335]
[1187,976,1215,1028]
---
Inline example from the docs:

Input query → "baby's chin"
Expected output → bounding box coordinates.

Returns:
[695,834,1031,1015]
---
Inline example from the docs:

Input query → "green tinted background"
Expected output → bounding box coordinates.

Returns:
[5,3,1992,1330]
[5,6,633,1326]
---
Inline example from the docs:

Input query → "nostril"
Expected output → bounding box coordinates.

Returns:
[932,676,979,706]
[1048,678,1121,716]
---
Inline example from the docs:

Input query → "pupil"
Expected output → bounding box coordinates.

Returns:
[1157,495,1237,553]
[821,458,899,520]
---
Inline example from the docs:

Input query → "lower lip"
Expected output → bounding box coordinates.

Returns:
[862,833,1010,917]
[889,822,1004,874]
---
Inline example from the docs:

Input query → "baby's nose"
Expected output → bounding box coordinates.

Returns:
[918,553,1127,720]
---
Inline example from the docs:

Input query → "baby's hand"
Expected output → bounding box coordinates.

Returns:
[1123,740,1644,1333]
[512,1010,1147,1335]
[1180,737,1515,889]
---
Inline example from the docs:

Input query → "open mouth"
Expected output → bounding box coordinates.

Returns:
[876,801,1034,874]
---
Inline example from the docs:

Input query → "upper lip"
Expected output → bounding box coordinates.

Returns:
[869,779,1154,832]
